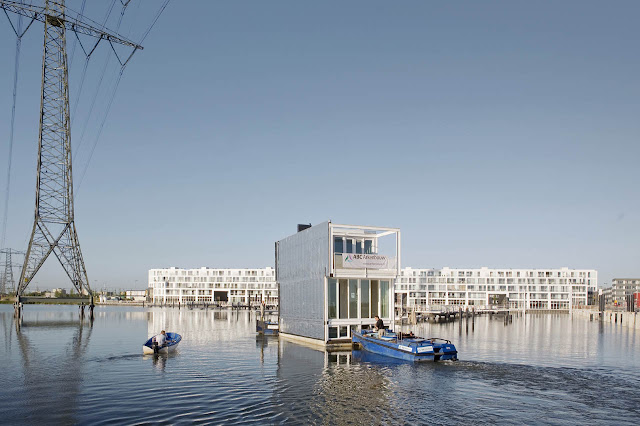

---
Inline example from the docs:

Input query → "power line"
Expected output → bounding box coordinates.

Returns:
[140,0,171,44]
[76,0,172,192]
[1,13,23,252]
[68,0,87,67]
[73,0,123,159]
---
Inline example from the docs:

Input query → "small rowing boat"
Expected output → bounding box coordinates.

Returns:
[142,332,182,355]
[352,330,457,362]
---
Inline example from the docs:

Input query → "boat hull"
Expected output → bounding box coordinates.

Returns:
[352,332,457,362]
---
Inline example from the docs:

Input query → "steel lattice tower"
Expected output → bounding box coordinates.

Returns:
[19,0,88,297]
[0,0,143,299]
[1,249,19,294]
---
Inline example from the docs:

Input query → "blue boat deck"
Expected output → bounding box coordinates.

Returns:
[352,330,457,362]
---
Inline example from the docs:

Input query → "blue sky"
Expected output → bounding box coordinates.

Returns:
[0,0,638,291]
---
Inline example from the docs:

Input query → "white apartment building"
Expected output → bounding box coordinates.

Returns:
[397,267,597,311]
[149,267,277,306]
[125,290,147,302]
[609,278,640,305]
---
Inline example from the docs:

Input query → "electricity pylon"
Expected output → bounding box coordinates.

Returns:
[1,248,23,295]
[0,1,142,299]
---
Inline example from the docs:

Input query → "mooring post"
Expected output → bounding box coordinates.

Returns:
[14,297,23,318]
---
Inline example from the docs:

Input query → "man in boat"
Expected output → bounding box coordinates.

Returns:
[373,316,384,336]
[152,330,167,354]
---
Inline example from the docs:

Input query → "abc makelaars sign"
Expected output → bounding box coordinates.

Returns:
[342,254,390,269]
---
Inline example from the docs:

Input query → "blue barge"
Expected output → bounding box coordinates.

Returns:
[352,330,457,362]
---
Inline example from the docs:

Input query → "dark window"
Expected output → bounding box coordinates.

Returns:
[364,240,372,254]
[328,327,338,339]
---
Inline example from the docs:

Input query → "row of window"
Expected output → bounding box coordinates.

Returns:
[410,300,582,308]
[153,276,274,283]
[327,278,390,320]
[402,270,594,278]
[151,270,274,277]
[154,281,276,289]
[398,285,588,293]
[333,237,375,255]
[400,278,592,285]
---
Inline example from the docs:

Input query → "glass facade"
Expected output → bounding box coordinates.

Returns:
[326,278,389,322]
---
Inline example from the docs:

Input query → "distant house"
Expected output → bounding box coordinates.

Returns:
[610,278,640,305]
[125,290,146,302]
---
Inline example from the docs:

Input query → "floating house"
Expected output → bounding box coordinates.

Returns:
[276,222,400,347]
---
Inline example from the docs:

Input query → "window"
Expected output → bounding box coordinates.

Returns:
[371,280,379,317]
[339,279,348,318]
[328,278,337,319]
[380,281,389,317]
[346,239,353,253]
[361,280,370,318]
[349,279,358,318]
[364,239,372,254]
[334,237,343,254]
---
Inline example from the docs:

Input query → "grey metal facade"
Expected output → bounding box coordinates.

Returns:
[276,222,329,341]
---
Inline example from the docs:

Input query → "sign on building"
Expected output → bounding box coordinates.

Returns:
[342,254,390,269]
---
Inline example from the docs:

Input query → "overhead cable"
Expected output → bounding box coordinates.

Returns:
[1,13,26,252]
[73,0,121,156]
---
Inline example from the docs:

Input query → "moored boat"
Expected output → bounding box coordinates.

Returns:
[143,332,182,354]
[256,319,279,335]
[352,330,457,362]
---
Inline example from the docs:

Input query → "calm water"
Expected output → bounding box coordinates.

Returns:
[1,305,639,425]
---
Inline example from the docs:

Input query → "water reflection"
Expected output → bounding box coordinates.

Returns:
[150,353,168,371]
[12,312,93,424]
[0,306,638,424]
